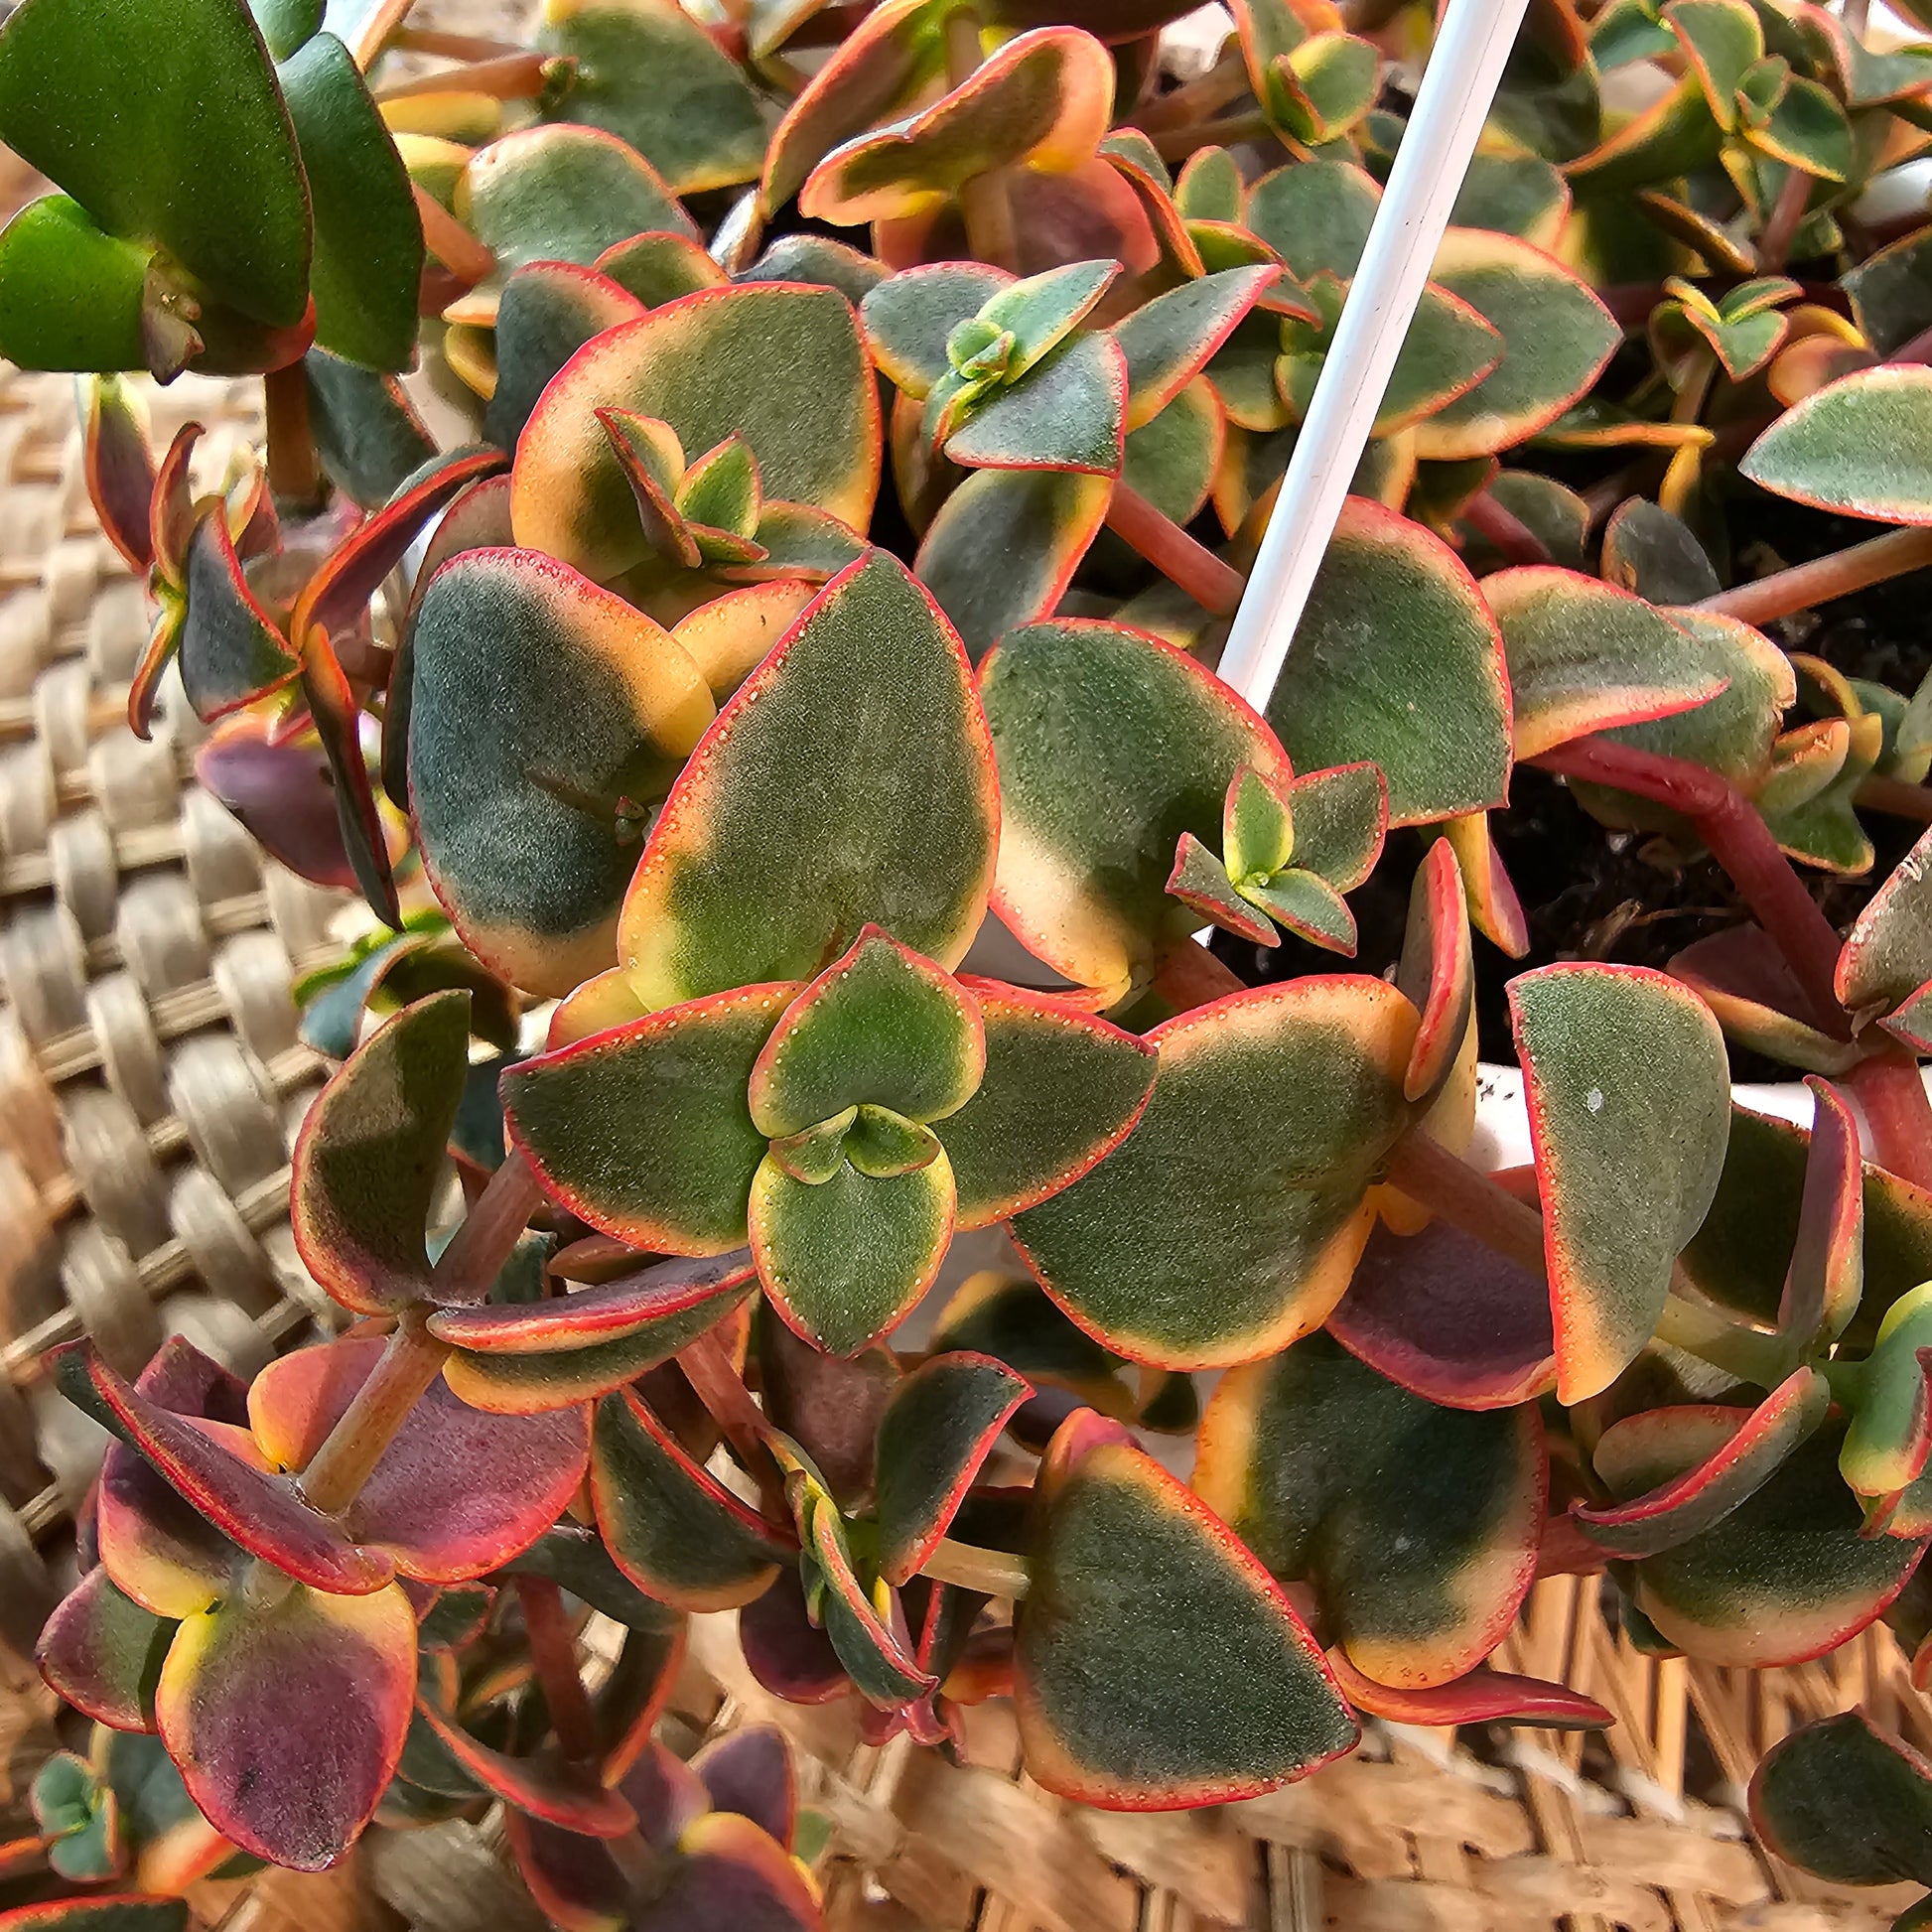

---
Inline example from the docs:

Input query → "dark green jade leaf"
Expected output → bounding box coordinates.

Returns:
[0,0,311,326]
[156,1579,415,1870]
[1511,965,1728,1403]
[619,551,998,1011]
[941,982,1157,1228]
[1195,1334,1544,1689]
[409,545,716,1000]
[1750,1712,1932,1888]
[277,31,422,370]
[1016,1416,1357,1807]
[1742,367,1932,525]
[1266,496,1509,826]
[290,990,471,1315]
[980,618,1294,1002]
[874,1353,1029,1586]
[591,1390,787,1611]
[306,347,438,510]
[0,197,152,373]
[513,284,878,584]
[1010,978,1417,1369]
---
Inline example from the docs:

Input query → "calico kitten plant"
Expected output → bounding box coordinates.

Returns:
[21,0,1932,1922]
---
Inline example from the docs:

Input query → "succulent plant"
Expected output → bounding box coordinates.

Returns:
[19,0,1932,1922]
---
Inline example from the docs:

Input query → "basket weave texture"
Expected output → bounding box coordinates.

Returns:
[0,358,1923,1932]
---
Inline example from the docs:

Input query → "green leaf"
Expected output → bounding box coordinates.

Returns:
[591,1390,785,1610]
[943,329,1126,477]
[513,284,878,583]
[505,984,792,1253]
[1267,496,1510,825]
[620,551,997,1009]
[1010,980,1416,1368]
[1451,152,1570,244]
[0,196,151,372]
[1510,964,1730,1402]
[1599,495,1721,605]
[277,32,421,370]
[1263,31,1379,144]
[539,0,765,196]
[1246,159,1379,283]
[1488,566,1730,759]
[914,467,1111,661]
[1016,1418,1357,1805]
[1196,1334,1544,1687]
[861,261,1016,397]
[595,228,727,310]
[1839,822,1932,1023]
[177,512,299,724]
[36,1567,173,1733]
[1121,376,1222,526]
[306,348,438,509]
[483,262,642,454]
[0,0,311,325]
[408,546,715,999]
[1751,1712,1932,1887]
[1115,265,1279,432]
[982,619,1293,1001]
[1742,368,1932,525]
[1665,0,1761,125]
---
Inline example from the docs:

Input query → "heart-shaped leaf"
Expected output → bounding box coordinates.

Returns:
[982,618,1294,1002]
[1196,1334,1545,1687]
[874,1353,1029,1586]
[291,990,473,1314]
[1489,568,1730,759]
[1576,1368,1830,1558]
[248,1336,590,1581]
[409,546,715,998]
[539,0,765,196]
[1011,979,1416,1368]
[278,30,421,369]
[1742,367,1932,525]
[513,285,877,582]
[37,1569,174,1733]
[1016,1414,1357,1806]
[1750,1711,1932,1887]
[1266,497,1509,825]
[620,550,997,1008]
[914,467,1111,661]
[1511,965,1729,1402]
[0,0,311,325]
[592,1390,787,1611]
[156,1579,414,1869]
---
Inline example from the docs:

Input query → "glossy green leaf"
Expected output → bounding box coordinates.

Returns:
[0,0,310,325]
[1016,1418,1357,1806]
[409,546,715,999]
[1196,1333,1544,1687]
[1510,965,1730,1403]
[1011,980,1416,1368]
[620,551,997,1008]
[0,196,151,373]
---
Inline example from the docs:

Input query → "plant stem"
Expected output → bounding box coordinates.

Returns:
[299,1314,450,1516]
[374,51,557,101]
[1150,111,1275,164]
[1134,49,1250,133]
[515,1574,597,1763]
[262,362,322,509]
[1858,774,1932,823]
[1386,1129,1548,1278]
[413,185,495,286]
[1107,482,1247,616]
[945,12,1016,270]
[1152,936,1247,1012]
[430,1150,544,1302]
[1845,0,1871,40]
[390,25,526,58]
[1849,1047,1932,1192]
[677,1324,782,1501]
[1531,736,1851,1039]
[1463,488,1555,567]
[1758,164,1815,273]
[1699,526,1932,625]
[920,1536,1032,1599]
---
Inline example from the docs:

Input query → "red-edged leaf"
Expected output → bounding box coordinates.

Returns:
[1326,1648,1611,1728]
[413,1696,635,1836]
[177,509,299,723]
[428,1251,756,1352]
[83,374,155,574]
[691,1725,795,1847]
[633,1810,822,1932]
[36,1568,173,1733]
[1395,840,1474,1105]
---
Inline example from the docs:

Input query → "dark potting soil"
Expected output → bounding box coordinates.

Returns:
[1222,485,1932,1077]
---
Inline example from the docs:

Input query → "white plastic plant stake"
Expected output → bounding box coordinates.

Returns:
[1216,0,1536,715]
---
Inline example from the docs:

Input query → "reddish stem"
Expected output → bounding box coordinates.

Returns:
[1758,164,1814,274]
[1849,1048,1932,1193]
[1463,489,1555,568]
[299,1315,449,1516]
[1532,736,1851,1039]
[262,361,321,508]
[1858,774,1932,825]
[678,1323,783,1504]
[1386,1131,1548,1281]
[1107,483,1247,617]
[413,185,495,286]
[515,1575,597,1763]
[1699,525,1932,626]
[390,25,526,58]
[430,1150,545,1301]
[375,51,557,101]
[1152,936,1247,1012]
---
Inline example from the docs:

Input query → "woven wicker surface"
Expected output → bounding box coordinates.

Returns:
[0,196,1920,1932]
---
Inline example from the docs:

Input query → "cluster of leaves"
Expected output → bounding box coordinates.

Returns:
[24,0,1932,1919]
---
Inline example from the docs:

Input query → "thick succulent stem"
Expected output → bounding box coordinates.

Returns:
[430,1150,545,1302]
[1858,774,1932,824]
[374,51,557,101]
[677,1323,784,1506]
[945,12,1016,270]
[920,1536,1032,1599]
[1531,736,1851,1039]
[1385,1129,1546,1278]
[1150,111,1274,164]
[299,1313,451,1516]
[1107,483,1247,617]
[262,361,322,509]
[1758,164,1815,274]
[1699,525,1932,625]
[515,1574,597,1762]
[413,185,495,287]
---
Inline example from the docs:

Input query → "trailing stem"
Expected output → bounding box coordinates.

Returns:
[432,1150,546,1301]
[920,1536,1032,1598]
[515,1574,597,1762]
[299,1313,451,1515]
[677,1322,784,1505]
[1107,482,1247,617]
[262,361,322,509]
[945,12,1016,270]
[1698,525,1932,626]
[1857,774,1932,824]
